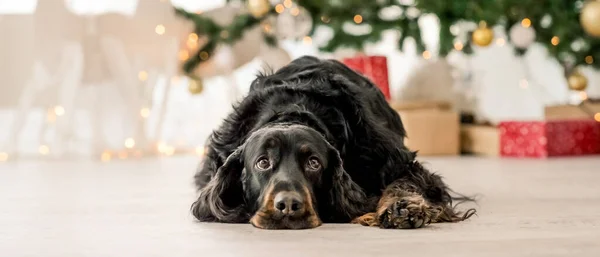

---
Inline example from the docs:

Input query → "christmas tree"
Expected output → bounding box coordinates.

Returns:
[176,0,600,91]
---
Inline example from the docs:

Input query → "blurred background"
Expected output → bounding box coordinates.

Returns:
[1,0,599,161]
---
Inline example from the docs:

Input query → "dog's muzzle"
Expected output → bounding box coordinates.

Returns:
[250,182,322,229]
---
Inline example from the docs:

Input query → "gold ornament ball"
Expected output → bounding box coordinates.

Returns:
[568,71,588,91]
[581,1,600,37]
[472,23,494,47]
[188,79,204,94]
[248,0,271,18]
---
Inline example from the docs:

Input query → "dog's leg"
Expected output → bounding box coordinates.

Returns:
[353,180,439,229]
[353,162,476,229]
[374,180,443,229]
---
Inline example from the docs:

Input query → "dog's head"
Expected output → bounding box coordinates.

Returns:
[192,124,368,229]
[243,124,329,229]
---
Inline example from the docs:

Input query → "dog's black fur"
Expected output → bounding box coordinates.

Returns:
[192,56,475,229]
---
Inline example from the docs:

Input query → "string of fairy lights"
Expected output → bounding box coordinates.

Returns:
[0,98,208,163]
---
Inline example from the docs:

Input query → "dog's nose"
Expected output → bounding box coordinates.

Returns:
[274,191,304,215]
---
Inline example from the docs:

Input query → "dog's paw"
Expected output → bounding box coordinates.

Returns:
[378,195,441,229]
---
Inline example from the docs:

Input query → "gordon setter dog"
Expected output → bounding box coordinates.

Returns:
[192,56,476,229]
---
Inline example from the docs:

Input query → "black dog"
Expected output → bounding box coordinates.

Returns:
[192,56,475,229]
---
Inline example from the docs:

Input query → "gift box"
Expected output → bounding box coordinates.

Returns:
[389,100,451,111]
[545,101,600,121]
[342,55,390,100]
[392,100,458,156]
[499,120,600,158]
[397,109,460,156]
[460,125,500,156]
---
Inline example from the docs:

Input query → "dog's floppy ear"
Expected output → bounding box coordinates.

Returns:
[324,143,370,222]
[191,146,249,223]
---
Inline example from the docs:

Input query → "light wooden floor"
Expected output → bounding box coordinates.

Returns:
[1,156,599,257]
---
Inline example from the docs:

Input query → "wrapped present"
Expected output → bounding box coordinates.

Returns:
[545,101,600,121]
[461,125,500,156]
[398,109,460,156]
[499,120,600,158]
[389,100,451,111]
[342,55,390,100]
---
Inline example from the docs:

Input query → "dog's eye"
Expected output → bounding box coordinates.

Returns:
[255,157,271,170]
[306,157,321,171]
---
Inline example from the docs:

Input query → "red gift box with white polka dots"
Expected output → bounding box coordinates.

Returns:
[499,120,600,158]
[342,55,390,100]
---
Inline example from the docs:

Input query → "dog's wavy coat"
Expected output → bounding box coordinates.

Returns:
[192,56,475,229]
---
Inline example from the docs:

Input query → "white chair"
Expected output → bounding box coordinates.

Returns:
[3,0,86,158]
[0,13,36,157]
[96,0,186,149]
